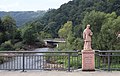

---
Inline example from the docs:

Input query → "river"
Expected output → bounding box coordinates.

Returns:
[0,48,50,70]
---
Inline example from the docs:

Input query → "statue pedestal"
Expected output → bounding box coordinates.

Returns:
[82,50,95,71]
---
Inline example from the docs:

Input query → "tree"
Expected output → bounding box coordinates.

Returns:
[39,31,52,39]
[31,21,44,33]
[2,15,17,41]
[99,14,120,50]
[44,22,58,37]
[66,31,75,50]
[0,17,3,32]
[0,40,14,51]
[0,18,3,44]
[14,29,22,41]
[20,0,120,39]
[58,21,76,50]
[58,21,72,39]
[73,25,83,38]
[22,26,37,44]
[82,10,120,50]
[72,38,83,50]
[82,10,106,35]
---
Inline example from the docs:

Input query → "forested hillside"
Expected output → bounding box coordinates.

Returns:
[0,11,45,26]
[0,11,46,51]
[0,0,120,51]
[23,0,120,50]
[25,0,120,37]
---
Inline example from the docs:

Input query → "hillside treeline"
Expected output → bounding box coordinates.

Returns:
[0,0,120,50]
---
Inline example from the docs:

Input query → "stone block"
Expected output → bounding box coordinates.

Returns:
[82,50,95,71]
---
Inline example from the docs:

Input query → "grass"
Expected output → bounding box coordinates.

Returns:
[45,53,82,69]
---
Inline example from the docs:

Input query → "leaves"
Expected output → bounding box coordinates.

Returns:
[22,26,37,44]
[58,21,72,38]
[82,10,120,50]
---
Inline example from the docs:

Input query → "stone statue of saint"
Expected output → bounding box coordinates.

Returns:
[83,24,93,50]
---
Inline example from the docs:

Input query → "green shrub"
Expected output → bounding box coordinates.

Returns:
[45,52,82,69]
[0,40,14,51]
[14,42,23,51]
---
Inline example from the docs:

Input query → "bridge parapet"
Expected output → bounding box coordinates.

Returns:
[44,39,66,48]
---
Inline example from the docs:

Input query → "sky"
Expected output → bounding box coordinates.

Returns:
[0,0,71,11]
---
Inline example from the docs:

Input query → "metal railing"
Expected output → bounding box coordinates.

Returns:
[0,50,120,71]
[95,50,120,71]
[0,51,81,72]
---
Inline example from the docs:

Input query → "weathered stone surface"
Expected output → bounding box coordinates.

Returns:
[82,50,95,71]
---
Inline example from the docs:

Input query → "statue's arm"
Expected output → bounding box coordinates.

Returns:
[83,32,86,40]
[90,30,93,36]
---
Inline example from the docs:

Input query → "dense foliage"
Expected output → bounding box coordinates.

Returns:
[82,11,120,50]
[22,0,120,50]
[0,0,120,50]
[0,15,44,51]
[31,0,120,38]
[0,15,17,50]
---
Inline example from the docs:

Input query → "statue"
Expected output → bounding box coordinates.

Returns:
[82,24,95,71]
[83,24,93,50]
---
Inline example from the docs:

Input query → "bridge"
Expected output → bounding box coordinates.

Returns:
[0,49,120,72]
[44,39,66,48]
[1,70,120,76]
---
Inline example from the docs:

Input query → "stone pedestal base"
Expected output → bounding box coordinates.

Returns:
[82,50,95,71]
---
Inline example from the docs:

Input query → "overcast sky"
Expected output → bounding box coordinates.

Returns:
[0,0,71,11]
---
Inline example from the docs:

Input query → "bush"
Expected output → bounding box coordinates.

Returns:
[22,27,37,44]
[14,42,23,51]
[0,40,14,51]
[45,53,82,69]
[64,56,82,69]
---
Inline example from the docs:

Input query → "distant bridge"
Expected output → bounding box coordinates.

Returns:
[44,39,66,48]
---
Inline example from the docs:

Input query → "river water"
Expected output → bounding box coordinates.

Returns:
[0,48,50,70]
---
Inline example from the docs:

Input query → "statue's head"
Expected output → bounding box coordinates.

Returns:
[86,24,90,29]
